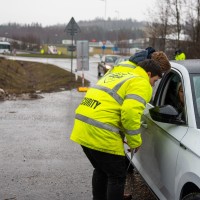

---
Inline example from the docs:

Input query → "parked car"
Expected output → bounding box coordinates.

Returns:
[97,54,121,77]
[125,59,200,200]
[114,56,130,65]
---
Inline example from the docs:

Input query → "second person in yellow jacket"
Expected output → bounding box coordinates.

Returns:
[175,49,186,60]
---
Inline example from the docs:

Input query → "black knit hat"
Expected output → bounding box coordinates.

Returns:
[145,47,156,58]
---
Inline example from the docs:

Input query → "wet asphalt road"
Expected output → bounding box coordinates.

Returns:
[0,90,94,200]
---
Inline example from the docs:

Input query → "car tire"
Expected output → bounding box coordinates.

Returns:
[182,193,200,200]
[97,66,101,77]
[98,71,101,77]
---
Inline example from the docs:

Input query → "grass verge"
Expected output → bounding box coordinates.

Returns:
[0,57,90,94]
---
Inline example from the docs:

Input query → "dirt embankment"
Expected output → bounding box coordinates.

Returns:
[0,57,89,100]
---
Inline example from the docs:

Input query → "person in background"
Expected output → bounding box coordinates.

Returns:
[70,59,166,200]
[175,49,186,60]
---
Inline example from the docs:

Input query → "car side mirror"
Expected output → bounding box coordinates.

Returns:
[149,105,185,125]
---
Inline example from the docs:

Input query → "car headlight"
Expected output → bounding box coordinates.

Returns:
[105,65,111,70]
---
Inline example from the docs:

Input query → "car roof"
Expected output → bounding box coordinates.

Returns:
[171,59,200,74]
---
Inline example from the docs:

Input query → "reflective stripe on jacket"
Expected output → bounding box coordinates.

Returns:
[70,61,152,156]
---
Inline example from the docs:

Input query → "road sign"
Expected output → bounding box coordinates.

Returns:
[77,40,89,71]
[102,45,106,50]
[65,17,81,36]
[64,17,81,78]
[67,45,76,52]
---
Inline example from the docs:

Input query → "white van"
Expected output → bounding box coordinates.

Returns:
[0,41,11,54]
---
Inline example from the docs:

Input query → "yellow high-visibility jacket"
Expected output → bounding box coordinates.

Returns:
[175,52,186,60]
[70,61,152,156]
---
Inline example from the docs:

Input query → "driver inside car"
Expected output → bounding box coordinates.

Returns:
[176,82,185,122]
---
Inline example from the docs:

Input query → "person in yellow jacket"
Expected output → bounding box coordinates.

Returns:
[175,49,186,60]
[70,56,170,200]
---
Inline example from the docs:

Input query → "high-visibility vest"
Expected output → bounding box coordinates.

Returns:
[175,52,186,60]
[70,62,152,156]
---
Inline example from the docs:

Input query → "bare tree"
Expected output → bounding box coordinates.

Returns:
[183,0,200,58]
[185,0,200,43]
[167,0,188,51]
[145,0,171,51]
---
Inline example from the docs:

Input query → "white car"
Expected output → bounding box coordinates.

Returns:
[126,59,200,200]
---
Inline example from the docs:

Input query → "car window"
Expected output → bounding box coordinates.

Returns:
[105,57,114,63]
[150,79,161,104]
[193,76,200,99]
[104,56,120,63]
[114,57,129,65]
[114,58,120,65]
[112,56,119,62]
[164,74,182,107]
[152,71,186,122]
[191,74,200,128]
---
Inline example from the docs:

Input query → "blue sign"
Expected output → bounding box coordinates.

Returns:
[102,45,106,50]
[114,47,118,51]
[112,47,118,51]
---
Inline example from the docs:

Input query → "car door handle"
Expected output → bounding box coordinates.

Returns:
[141,121,148,129]
[180,143,187,150]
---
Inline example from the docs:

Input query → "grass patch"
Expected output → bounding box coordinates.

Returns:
[0,57,90,94]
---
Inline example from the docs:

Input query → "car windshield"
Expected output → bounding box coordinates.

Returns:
[114,57,130,65]
[105,56,119,63]
[191,74,200,128]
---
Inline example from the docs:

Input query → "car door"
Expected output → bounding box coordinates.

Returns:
[131,70,189,200]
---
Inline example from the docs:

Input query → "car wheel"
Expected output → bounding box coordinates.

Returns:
[182,193,200,200]
[98,71,101,77]
[97,66,101,77]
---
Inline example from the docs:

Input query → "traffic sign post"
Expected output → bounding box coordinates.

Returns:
[77,40,89,91]
[77,40,89,72]
[64,17,81,81]
[65,17,81,36]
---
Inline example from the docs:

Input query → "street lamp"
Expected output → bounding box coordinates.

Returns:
[104,0,107,21]
[99,0,107,42]
[115,10,119,49]
[99,0,106,21]
[115,10,119,18]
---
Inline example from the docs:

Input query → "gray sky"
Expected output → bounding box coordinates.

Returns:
[1,0,155,26]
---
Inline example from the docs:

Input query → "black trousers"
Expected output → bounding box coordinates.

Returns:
[81,146,126,200]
